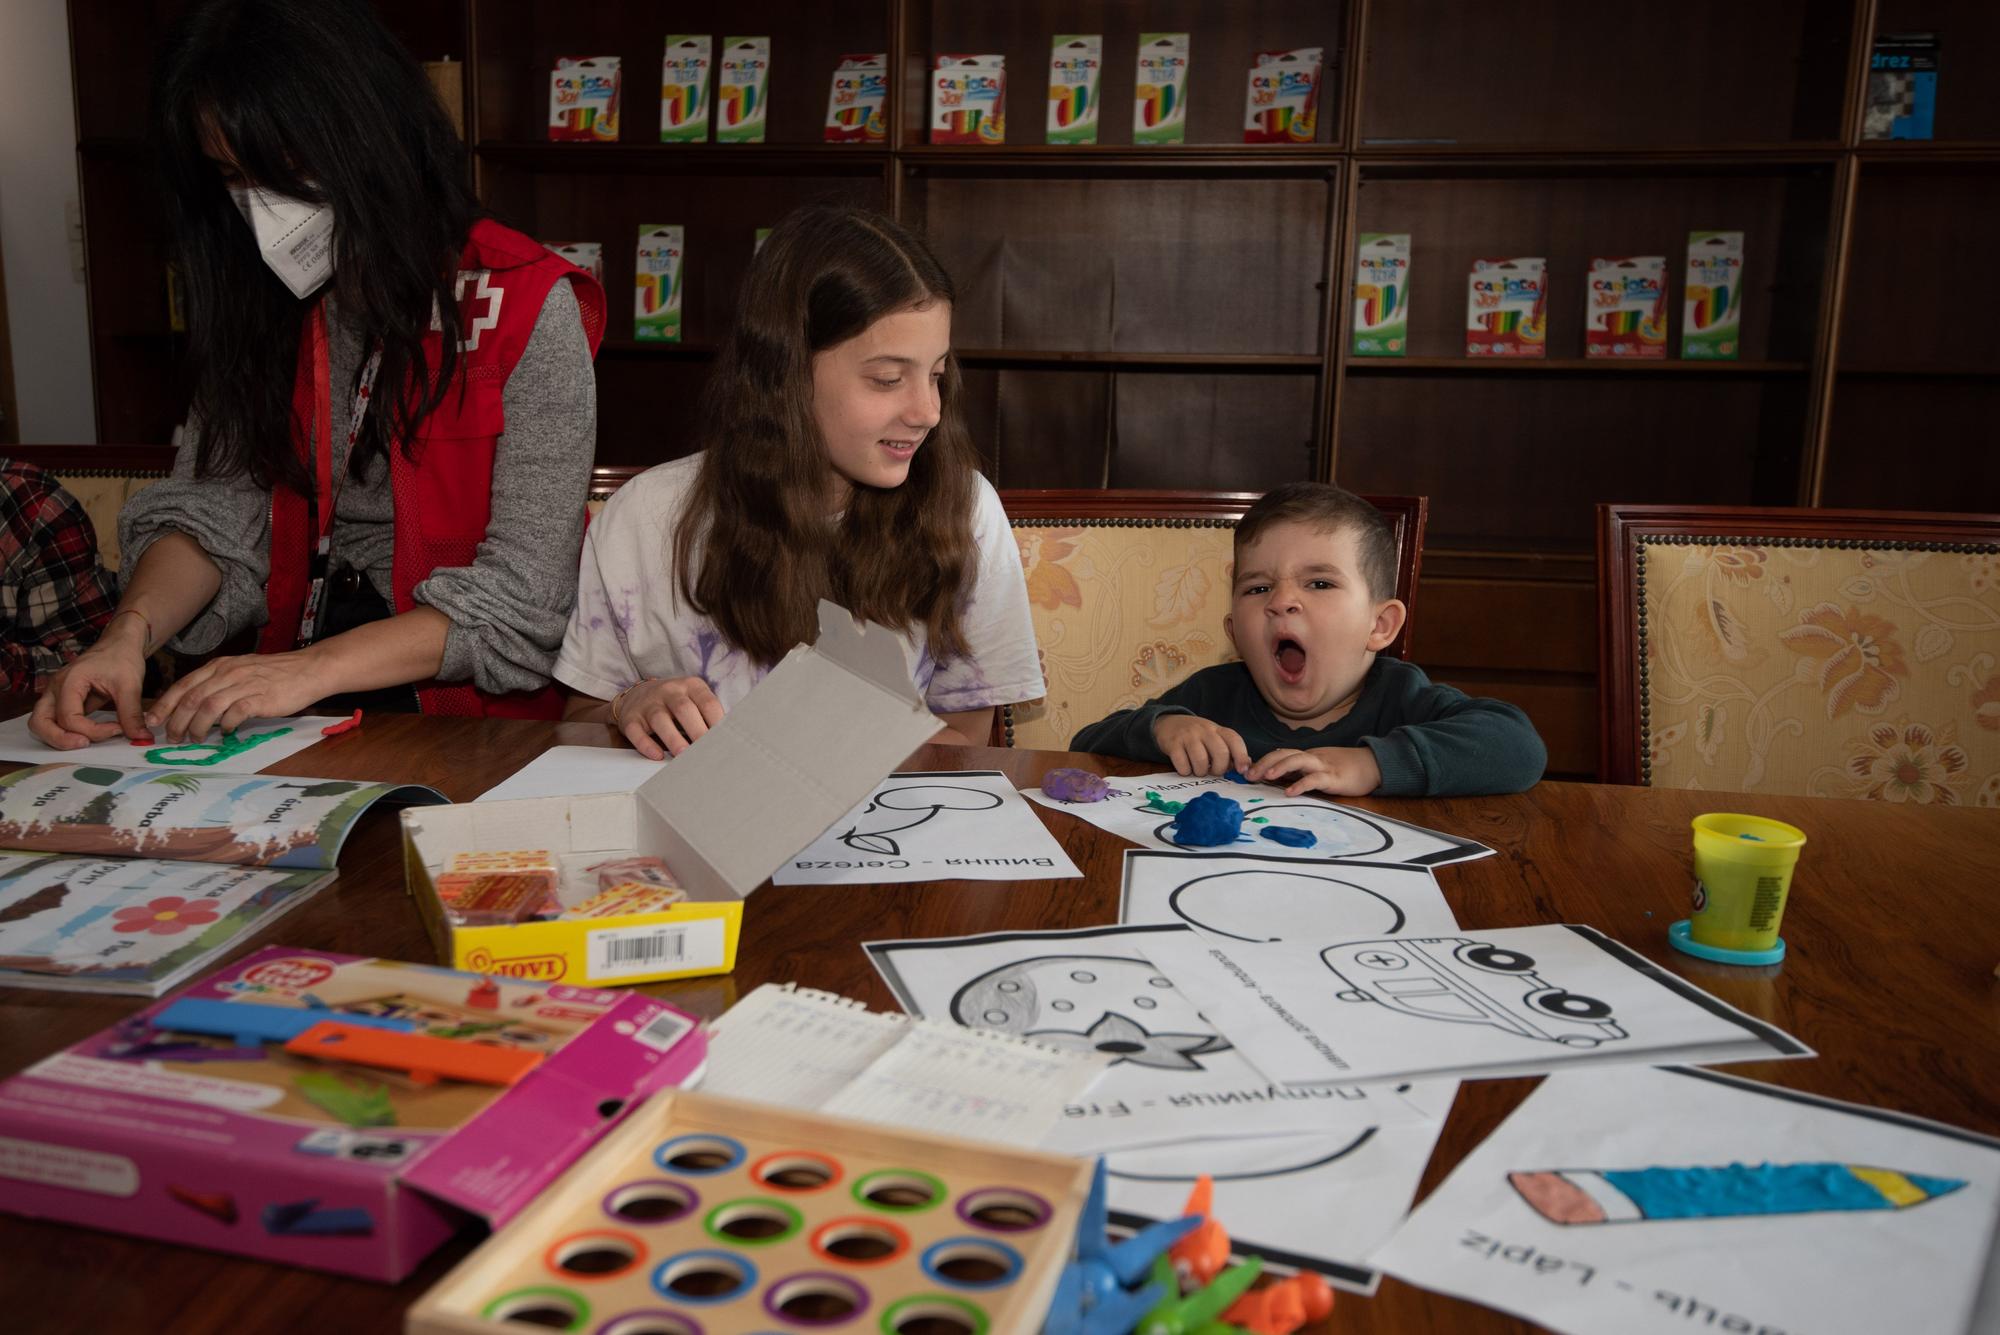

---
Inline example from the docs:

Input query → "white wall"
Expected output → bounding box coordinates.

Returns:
[0,0,97,441]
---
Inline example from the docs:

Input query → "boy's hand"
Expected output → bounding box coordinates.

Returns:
[1153,714,1250,777]
[1246,746,1382,797]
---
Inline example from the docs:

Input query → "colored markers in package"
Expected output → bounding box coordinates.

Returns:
[1585,256,1668,358]
[548,56,621,142]
[931,54,1007,145]
[824,53,887,143]
[1352,232,1411,356]
[544,242,603,285]
[1134,33,1190,145]
[1682,230,1744,360]
[1466,258,1547,357]
[1244,47,1323,143]
[1047,35,1102,145]
[660,36,712,143]
[635,225,684,342]
[717,37,770,144]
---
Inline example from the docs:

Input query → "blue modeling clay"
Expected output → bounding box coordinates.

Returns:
[1260,825,1317,848]
[1223,769,1251,784]
[1168,792,1244,847]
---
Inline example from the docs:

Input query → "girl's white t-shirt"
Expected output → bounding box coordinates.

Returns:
[554,454,1045,715]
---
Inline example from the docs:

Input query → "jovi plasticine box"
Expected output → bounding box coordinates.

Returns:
[400,602,941,988]
[0,947,707,1280]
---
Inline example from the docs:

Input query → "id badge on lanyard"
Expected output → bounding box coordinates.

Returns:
[295,303,381,648]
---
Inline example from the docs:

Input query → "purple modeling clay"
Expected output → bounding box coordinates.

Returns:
[1168,792,1244,846]
[1042,767,1111,802]
[1260,825,1317,848]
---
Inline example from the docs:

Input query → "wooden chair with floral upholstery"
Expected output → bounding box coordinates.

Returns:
[1597,503,2000,804]
[3,445,178,573]
[1002,489,1427,751]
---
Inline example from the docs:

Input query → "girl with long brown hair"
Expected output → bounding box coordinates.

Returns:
[556,206,1040,757]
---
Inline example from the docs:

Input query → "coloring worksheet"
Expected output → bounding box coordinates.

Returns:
[1024,772,1492,866]
[774,771,1081,884]
[0,712,350,774]
[1141,923,1811,1088]
[1103,1114,1454,1295]
[1118,849,1456,944]
[865,924,1432,1155]
[1373,1067,2000,1335]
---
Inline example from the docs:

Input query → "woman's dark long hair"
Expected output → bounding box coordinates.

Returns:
[676,205,980,667]
[151,0,476,493]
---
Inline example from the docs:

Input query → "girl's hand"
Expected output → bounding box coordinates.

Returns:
[29,615,151,748]
[613,676,726,760]
[1245,746,1383,797]
[146,650,333,742]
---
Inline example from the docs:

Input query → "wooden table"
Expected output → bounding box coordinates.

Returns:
[2,712,1997,1335]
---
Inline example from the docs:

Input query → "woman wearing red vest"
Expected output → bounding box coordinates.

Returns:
[31,0,603,750]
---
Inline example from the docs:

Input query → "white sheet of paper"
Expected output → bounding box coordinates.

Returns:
[1142,923,1811,1087]
[1102,1112,1454,1295]
[773,770,1081,884]
[702,984,1108,1149]
[0,712,347,775]
[866,923,1429,1155]
[476,744,665,801]
[1025,772,1492,866]
[1372,1067,2000,1335]
[1119,848,1458,944]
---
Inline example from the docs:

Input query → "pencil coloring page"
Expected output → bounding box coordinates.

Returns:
[1374,1067,2000,1335]
[1118,849,1456,944]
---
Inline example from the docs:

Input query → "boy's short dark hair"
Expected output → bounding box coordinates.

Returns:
[1234,483,1397,603]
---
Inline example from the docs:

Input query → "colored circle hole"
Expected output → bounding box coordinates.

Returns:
[879,1295,989,1335]
[750,1150,841,1192]
[853,1168,946,1213]
[654,1134,745,1176]
[956,1187,1051,1233]
[651,1250,757,1305]
[920,1238,1023,1289]
[546,1230,646,1280]
[764,1272,870,1326]
[596,1315,702,1335]
[704,1198,804,1247]
[810,1217,910,1266]
[483,1286,590,1330]
[604,1180,699,1226]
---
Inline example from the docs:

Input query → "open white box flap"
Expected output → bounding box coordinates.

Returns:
[630,601,937,898]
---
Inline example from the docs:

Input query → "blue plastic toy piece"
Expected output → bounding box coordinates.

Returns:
[1045,1159,1203,1335]
[1258,825,1317,848]
[261,1198,375,1237]
[155,998,417,1048]
[1167,793,1245,847]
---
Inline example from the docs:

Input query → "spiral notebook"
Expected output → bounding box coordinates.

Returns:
[700,983,1108,1147]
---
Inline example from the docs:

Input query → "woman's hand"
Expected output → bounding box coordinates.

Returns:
[146,649,333,742]
[613,676,726,760]
[29,612,153,748]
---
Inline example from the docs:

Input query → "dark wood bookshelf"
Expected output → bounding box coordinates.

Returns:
[63,0,2000,778]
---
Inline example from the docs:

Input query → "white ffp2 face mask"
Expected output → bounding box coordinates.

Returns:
[228,184,335,299]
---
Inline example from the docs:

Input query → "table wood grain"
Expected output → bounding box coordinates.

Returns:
[1,709,1995,1335]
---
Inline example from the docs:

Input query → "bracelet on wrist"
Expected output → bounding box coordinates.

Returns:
[108,608,155,654]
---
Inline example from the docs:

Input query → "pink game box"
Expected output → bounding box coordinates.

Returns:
[0,947,706,1280]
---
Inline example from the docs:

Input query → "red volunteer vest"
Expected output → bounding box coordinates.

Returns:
[259,219,606,716]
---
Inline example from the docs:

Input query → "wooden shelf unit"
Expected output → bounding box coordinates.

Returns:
[65,0,2000,776]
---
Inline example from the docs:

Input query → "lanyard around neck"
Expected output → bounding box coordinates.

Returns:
[296,300,382,647]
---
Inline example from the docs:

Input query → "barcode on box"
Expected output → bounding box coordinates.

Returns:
[634,1008,694,1053]
[586,918,727,982]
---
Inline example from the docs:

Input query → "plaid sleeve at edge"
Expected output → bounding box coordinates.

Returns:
[0,475,120,692]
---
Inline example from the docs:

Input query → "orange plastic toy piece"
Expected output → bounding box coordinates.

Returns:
[1222,1271,1335,1334]
[1169,1174,1231,1289]
[283,1021,544,1086]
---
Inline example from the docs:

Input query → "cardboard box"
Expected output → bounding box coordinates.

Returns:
[716,37,770,144]
[1134,33,1190,145]
[401,603,939,988]
[659,35,712,144]
[1466,257,1547,357]
[0,948,706,1280]
[1353,232,1412,356]
[633,224,683,342]
[931,53,1007,144]
[1585,255,1668,358]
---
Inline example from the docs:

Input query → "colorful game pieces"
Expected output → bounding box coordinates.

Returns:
[1170,1175,1231,1287]
[262,1198,374,1237]
[1222,1270,1334,1334]
[467,979,500,1011]
[294,1070,397,1128]
[154,997,417,1048]
[1048,1159,1203,1334]
[284,1022,545,1087]
[167,1185,238,1226]
[1143,1250,1264,1334]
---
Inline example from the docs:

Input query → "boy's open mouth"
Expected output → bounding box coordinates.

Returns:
[1274,637,1307,684]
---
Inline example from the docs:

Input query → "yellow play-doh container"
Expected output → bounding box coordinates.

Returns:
[1688,813,1806,953]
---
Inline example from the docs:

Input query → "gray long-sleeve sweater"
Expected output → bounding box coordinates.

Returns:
[119,280,595,695]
